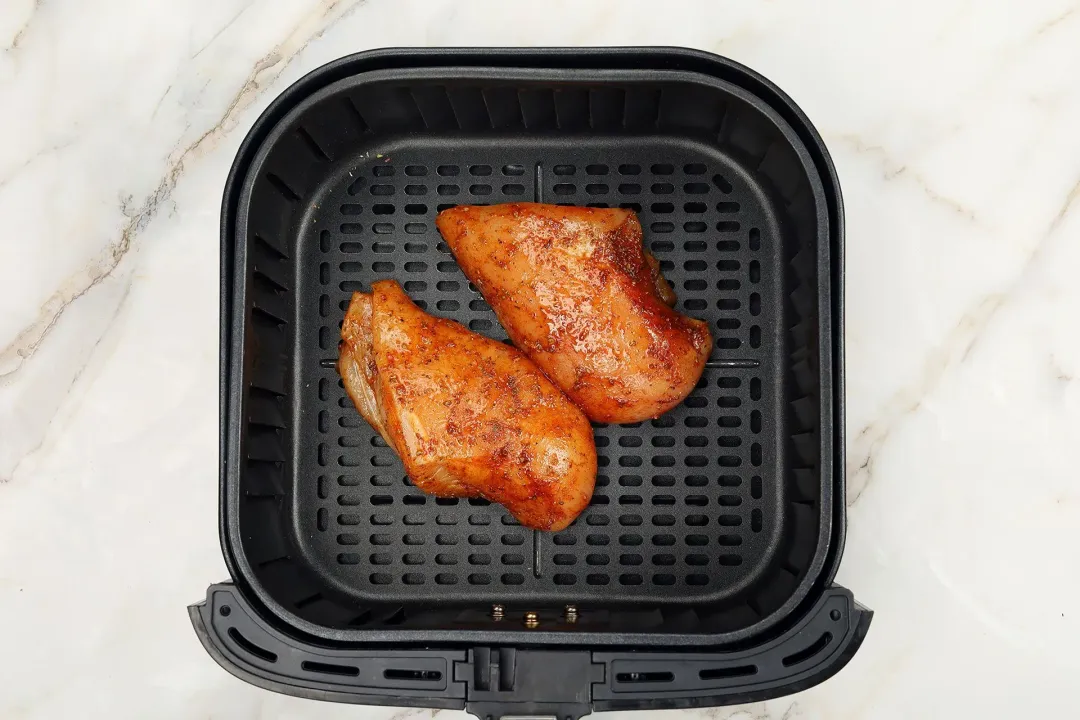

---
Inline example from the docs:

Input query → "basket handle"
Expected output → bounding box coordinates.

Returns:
[190,583,871,718]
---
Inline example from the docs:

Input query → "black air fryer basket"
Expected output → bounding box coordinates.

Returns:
[191,47,870,717]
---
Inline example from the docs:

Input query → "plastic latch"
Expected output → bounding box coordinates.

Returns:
[456,648,604,720]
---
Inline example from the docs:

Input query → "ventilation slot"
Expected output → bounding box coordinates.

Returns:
[301,660,360,677]
[616,671,674,683]
[782,632,833,667]
[384,668,443,681]
[227,628,277,663]
[698,664,757,680]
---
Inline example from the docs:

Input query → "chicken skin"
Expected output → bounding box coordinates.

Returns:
[436,203,712,424]
[337,280,596,531]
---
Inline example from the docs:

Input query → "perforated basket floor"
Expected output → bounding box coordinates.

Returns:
[226,58,835,643]
[295,138,784,607]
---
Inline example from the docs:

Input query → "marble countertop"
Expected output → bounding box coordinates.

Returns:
[2,0,1078,717]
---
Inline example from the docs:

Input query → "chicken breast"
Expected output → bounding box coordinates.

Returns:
[436,203,712,424]
[337,279,596,531]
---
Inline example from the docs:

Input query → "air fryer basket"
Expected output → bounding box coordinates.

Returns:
[192,48,870,717]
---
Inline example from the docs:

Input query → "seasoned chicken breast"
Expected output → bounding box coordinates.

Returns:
[337,280,596,531]
[436,203,712,424]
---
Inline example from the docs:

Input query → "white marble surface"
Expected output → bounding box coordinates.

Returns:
[2,0,1079,717]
